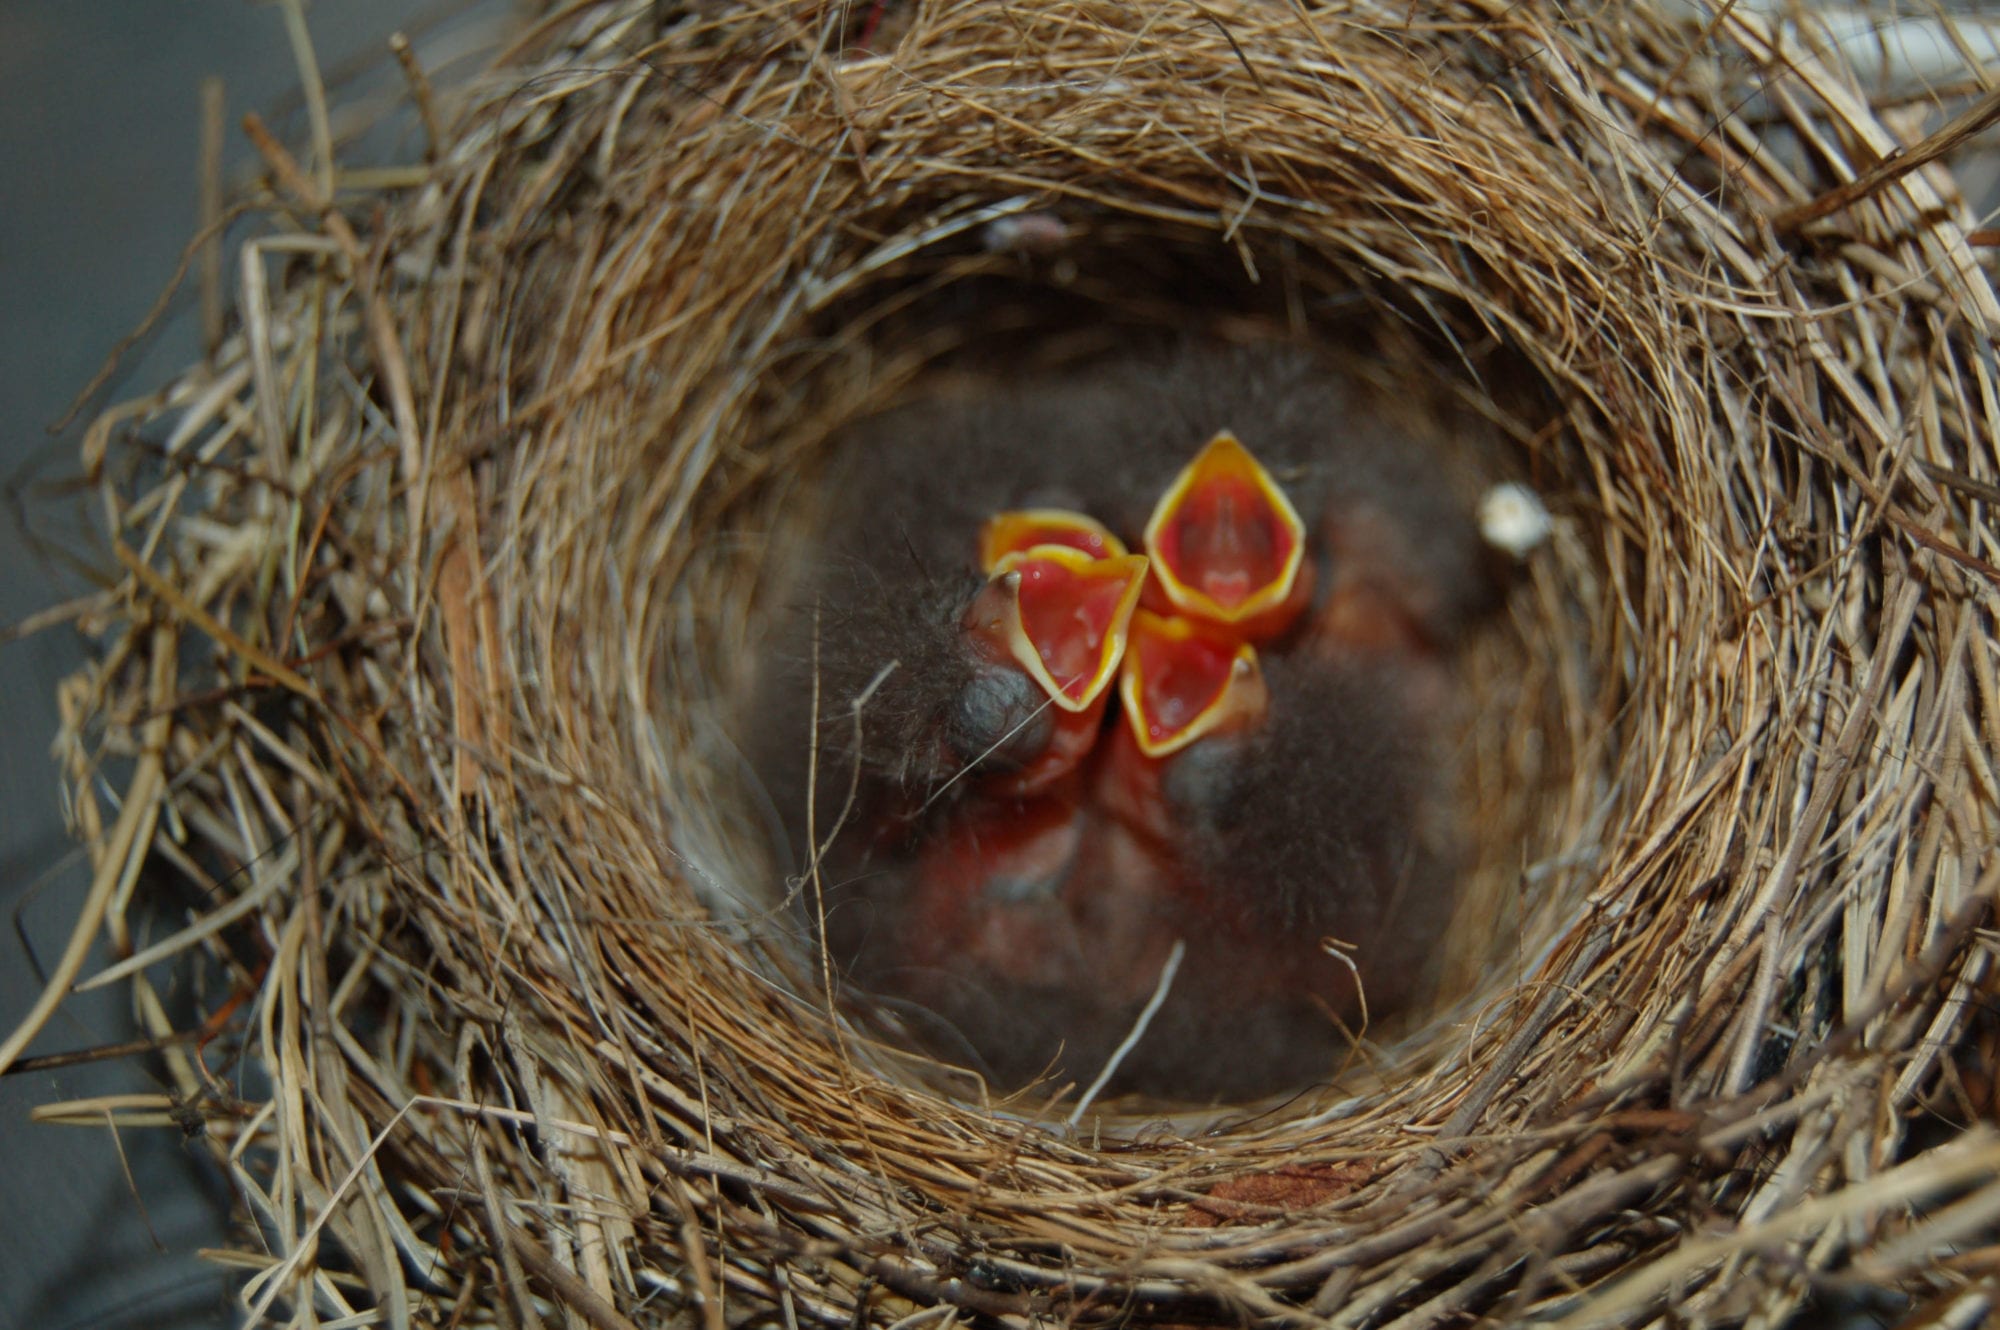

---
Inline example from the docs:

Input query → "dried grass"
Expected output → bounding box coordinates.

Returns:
[10,0,2000,1325]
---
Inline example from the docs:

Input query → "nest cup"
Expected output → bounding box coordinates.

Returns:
[20,0,2000,1324]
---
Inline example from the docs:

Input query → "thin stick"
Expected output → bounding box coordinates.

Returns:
[0,591,109,645]
[1772,85,2000,231]
[811,659,898,869]
[2,1029,206,1077]
[0,625,175,1076]
[112,542,317,699]
[1067,941,1186,1127]
[198,77,225,356]
[276,0,335,202]
[504,1222,646,1330]
[390,32,442,163]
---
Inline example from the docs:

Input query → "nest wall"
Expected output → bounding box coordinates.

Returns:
[14,0,2000,1326]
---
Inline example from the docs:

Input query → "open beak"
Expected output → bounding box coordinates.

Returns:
[1118,609,1269,758]
[963,546,1149,712]
[980,508,1127,570]
[1143,430,1308,638]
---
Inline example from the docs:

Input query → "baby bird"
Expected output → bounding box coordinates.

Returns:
[753,340,1499,1100]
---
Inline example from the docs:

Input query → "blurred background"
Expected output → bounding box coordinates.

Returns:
[0,6,505,1326]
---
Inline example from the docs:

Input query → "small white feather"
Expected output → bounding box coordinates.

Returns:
[1479,482,1552,558]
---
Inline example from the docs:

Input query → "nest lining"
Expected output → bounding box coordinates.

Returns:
[12,0,2000,1326]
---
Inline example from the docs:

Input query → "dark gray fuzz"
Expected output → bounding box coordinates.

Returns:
[1161,651,1455,952]
[779,563,1055,802]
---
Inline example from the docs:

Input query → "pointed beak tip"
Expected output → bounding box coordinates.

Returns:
[986,547,1149,711]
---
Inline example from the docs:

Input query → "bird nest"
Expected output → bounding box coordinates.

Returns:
[14,0,2000,1325]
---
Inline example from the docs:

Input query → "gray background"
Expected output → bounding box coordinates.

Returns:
[0,6,499,1326]
[1,5,1983,1329]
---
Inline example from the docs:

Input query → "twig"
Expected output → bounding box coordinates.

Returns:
[1772,85,2000,231]
[504,1222,646,1330]
[112,542,317,698]
[0,624,176,1076]
[198,77,225,356]
[390,32,443,163]
[1068,941,1186,1127]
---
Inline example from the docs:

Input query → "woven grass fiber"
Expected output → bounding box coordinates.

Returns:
[11,0,2000,1325]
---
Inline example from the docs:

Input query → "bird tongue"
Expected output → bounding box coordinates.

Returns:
[1016,560,1135,700]
[1145,430,1308,635]
[1164,483,1271,604]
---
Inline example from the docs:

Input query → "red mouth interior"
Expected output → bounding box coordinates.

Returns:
[1130,624,1239,745]
[1154,475,1296,611]
[1013,558,1135,702]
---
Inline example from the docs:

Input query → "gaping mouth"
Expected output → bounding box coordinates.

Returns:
[1119,608,1269,757]
[964,545,1150,711]
[1143,430,1307,634]
[980,508,1128,569]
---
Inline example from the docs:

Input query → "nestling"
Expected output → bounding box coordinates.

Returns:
[752,340,1502,1100]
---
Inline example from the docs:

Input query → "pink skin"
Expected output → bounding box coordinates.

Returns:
[890,707,1375,1057]
[888,488,1436,1051]
[761,344,1500,1096]
[901,795,1094,988]
[900,799,1187,1008]
[978,695,1108,798]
